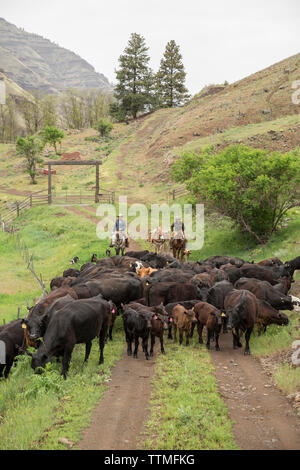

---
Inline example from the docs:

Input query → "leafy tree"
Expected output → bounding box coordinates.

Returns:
[114,33,153,119]
[21,96,43,135]
[171,144,300,243]
[61,90,85,129]
[40,95,58,127]
[40,126,64,153]
[156,40,190,107]
[94,118,113,138]
[16,136,44,184]
[0,97,18,142]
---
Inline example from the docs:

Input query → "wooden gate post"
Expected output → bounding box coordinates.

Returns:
[48,164,52,204]
[95,163,99,203]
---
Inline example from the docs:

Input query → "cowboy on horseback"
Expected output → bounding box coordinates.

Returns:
[170,217,187,250]
[110,214,129,248]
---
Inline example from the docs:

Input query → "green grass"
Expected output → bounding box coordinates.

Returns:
[189,207,300,264]
[0,317,124,450]
[274,363,300,395]
[250,312,300,357]
[0,204,125,450]
[141,338,238,450]
[0,205,110,322]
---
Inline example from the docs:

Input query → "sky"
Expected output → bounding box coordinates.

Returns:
[1,0,299,95]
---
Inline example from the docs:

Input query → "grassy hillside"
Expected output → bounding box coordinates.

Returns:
[1,53,299,204]
[0,205,110,321]
[0,200,299,449]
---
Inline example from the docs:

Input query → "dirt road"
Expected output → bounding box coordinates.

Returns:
[79,346,157,450]
[210,332,300,450]
[67,206,300,450]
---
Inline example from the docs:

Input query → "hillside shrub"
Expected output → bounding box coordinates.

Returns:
[171,144,300,243]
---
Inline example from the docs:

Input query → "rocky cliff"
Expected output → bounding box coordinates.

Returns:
[0,18,112,94]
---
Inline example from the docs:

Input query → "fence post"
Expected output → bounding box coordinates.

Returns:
[48,164,52,204]
[172,190,175,200]
[30,193,32,207]
[16,201,20,217]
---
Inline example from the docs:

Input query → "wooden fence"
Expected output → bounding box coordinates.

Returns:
[51,189,115,205]
[169,187,189,200]
[0,188,115,232]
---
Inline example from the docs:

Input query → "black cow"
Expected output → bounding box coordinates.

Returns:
[30,295,110,379]
[234,278,293,310]
[202,255,245,268]
[285,256,300,277]
[63,268,80,278]
[207,280,234,309]
[22,290,78,343]
[0,320,26,378]
[145,281,200,306]
[140,253,170,269]
[256,299,289,335]
[22,294,76,341]
[122,306,154,360]
[238,264,291,285]
[224,289,258,355]
[85,277,143,306]
[125,250,150,259]
[127,302,169,356]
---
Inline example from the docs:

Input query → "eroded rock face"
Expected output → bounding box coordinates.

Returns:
[0,18,112,94]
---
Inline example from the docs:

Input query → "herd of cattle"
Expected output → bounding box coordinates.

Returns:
[0,250,300,379]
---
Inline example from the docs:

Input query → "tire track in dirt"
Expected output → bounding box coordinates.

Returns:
[64,206,142,253]
[209,333,300,450]
[79,346,158,450]
[65,204,155,449]
[62,205,300,449]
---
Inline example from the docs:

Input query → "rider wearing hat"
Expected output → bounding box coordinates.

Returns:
[110,214,129,248]
[170,216,186,249]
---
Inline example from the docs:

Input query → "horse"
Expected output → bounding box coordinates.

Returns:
[170,230,186,260]
[112,231,126,256]
[148,227,170,254]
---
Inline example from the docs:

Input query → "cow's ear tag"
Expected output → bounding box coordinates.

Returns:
[130,264,132,267]
[170,317,173,322]
[221,312,226,317]
[22,323,27,329]
[146,282,149,285]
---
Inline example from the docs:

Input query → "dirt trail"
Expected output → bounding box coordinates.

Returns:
[65,206,142,252]
[64,205,300,449]
[79,346,157,450]
[0,186,31,197]
[210,333,300,450]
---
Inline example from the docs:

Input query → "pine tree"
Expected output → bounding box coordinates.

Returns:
[114,33,153,119]
[156,40,190,108]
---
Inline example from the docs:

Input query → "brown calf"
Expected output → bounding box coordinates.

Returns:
[193,301,223,350]
[172,304,197,346]
[256,299,289,335]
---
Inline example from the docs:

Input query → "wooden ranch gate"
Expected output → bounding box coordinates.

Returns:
[46,160,106,204]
